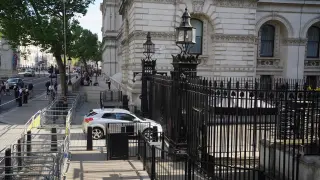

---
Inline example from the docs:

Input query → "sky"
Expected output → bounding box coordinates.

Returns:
[78,0,103,41]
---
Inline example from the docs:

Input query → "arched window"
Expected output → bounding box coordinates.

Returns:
[190,19,203,55]
[260,24,275,57]
[307,26,320,58]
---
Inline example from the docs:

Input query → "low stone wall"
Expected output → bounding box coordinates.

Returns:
[260,140,320,180]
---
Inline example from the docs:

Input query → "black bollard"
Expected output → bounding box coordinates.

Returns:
[152,126,158,142]
[4,148,12,180]
[17,139,22,170]
[87,126,93,151]
[51,128,57,152]
[27,131,31,156]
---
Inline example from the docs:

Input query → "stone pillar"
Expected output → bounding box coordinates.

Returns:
[283,38,307,80]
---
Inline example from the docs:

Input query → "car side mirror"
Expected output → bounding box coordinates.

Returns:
[133,119,140,123]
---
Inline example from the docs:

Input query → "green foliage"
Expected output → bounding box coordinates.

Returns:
[0,0,95,94]
[69,26,101,65]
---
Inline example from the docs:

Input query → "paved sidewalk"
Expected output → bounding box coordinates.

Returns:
[63,76,150,180]
[64,126,150,180]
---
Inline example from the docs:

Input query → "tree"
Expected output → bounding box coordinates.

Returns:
[69,26,99,73]
[92,41,102,84]
[0,0,94,95]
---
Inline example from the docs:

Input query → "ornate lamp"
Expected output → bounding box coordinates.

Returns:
[141,32,156,118]
[172,8,200,79]
[143,32,155,59]
[175,8,196,55]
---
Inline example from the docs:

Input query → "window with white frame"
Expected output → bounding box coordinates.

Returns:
[307,26,320,58]
[190,19,203,55]
[260,24,275,57]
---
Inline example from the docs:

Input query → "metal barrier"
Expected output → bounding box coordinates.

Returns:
[0,130,68,179]
[41,93,81,127]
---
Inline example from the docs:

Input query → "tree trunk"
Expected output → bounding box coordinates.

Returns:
[82,59,89,73]
[55,55,67,96]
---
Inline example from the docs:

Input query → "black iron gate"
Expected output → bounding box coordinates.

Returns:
[149,76,320,180]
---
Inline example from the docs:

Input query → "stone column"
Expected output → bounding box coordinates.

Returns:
[282,38,307,80]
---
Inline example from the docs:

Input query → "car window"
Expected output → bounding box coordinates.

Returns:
[102,113,116,119]
[115,113,135,121]
[87,111,97,117]
[8,79,18,82]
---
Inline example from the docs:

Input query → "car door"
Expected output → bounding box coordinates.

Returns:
[114,113,136,135]
[101,112,129,133]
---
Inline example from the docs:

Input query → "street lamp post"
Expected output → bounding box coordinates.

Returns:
[68,57,72,85]
[141,32,156,118]
[171,8,200,152]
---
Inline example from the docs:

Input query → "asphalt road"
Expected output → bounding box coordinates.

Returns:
[0,74,61,113]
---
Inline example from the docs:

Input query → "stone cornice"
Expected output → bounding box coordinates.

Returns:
[211,34,257,43]
[282,38,308,46]
[121,31,175,45]
[213,0,257,8]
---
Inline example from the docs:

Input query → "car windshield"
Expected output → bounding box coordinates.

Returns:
[7,78,18,83]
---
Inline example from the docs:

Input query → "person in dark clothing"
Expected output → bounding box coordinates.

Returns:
[106,79,111,90]
[45,81,50,96]
[18,87,23,107]
[13,86,19,102]
[28,83,33,98]
[23,87,29,104]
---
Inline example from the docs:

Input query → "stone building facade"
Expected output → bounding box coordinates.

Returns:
[0,37,17,76]
[101,0,320,104]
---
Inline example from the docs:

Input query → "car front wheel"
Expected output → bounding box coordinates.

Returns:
[92,127,104,140]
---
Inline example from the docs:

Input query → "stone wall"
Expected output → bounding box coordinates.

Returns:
[101,0,320,102]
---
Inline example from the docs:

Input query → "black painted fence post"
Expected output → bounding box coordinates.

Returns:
[17,139,22,171]
[51,128,57,152]
[137,131,141,160]
[143,139,146,171]
[161,132,165,159]
[152,126,158,142]
[87,126,93,150]
[151,145,156,180]
[5,148,12,180]
[27,131,32,156]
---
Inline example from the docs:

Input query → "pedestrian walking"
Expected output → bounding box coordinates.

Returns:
[4,81,10,96]
[45,81,50,98]
[18,87,23,107]
[106,78,111,90]
[0,81,5,95]
[23,86,29,104]
[28,83,33,98]
[13,86,19,102]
